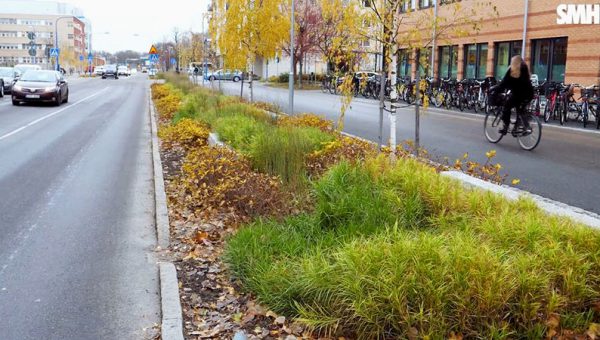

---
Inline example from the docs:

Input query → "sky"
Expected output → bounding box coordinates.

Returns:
[43,0,211,53]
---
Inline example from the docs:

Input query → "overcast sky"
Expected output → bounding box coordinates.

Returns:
[44,0,211,53]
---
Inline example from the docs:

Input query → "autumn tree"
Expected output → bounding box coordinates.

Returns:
[211,0,289,101]
[281,0,322,87]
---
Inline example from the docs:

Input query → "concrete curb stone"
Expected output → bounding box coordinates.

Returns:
[148,83,185,340]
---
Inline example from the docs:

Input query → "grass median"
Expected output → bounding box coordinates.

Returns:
[153,74,600,339]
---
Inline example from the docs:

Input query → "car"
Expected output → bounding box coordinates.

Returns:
[142,67,148,73]
[0,67,16,95]
[102,65,119,79]
[13,64,42,79]
[94,66,105,76]
[11,70,68,106]
[148,68,157,78]
[205,69,242,82]
[117,66,129,77]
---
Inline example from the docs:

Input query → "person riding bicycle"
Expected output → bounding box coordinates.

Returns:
[495,55,534,135]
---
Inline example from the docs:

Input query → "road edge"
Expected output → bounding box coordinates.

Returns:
[147,83,184,340]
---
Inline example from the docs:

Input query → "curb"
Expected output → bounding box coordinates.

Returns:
[441,171,600,230]
[148,88,170,249]
[148,85,185,340]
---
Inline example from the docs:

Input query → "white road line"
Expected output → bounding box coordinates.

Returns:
[0,87,108,142]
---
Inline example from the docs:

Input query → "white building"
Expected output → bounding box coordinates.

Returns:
[0,0,90,67]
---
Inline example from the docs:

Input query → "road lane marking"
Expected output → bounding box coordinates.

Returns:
[0,87,108,142]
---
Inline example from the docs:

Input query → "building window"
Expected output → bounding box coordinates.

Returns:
[464,43,488,79]
[397,49,412,78]
[531,37,567,82]
[68,34,74,39]
[419,0,431,8]
[438,45,458,79]
[494,40,522,79]
[417,47,432,77]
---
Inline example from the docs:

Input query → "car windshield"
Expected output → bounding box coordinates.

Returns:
[0,68,13,77]
[20,71,57,82]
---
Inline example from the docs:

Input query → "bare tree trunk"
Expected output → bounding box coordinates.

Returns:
[240,74,244,99]
[415,49,421,157]
[299,59,303,89]
[250,66,254,103]
[378,72,387,150]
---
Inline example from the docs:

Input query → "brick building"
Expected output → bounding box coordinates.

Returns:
[395,0,600,86]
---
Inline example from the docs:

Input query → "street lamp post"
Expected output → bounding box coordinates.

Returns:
[288,0,295,114]
[54,16,73,72]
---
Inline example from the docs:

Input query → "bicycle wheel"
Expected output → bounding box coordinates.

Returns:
[543,102,552,122]
[582,102,588,128]
[517,115,542,151]
[433,90,444,108]
[484,110,504,143]
[559,102,566,125]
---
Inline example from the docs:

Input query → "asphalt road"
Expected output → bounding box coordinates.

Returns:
[208,80,600,214]
[0,74,159,339]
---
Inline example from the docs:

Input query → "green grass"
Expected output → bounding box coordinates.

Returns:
[213,115,269,154]
[225,156,600,339]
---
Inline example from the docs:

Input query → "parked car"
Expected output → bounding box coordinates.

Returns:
[0,67,17,95]
[11,70,68,106]
[94,66,105,76]
[102,65,119,79]
[205,69,242,82]
[117,66,130,77]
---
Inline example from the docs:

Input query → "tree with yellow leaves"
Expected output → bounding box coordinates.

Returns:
[211,0,289,102]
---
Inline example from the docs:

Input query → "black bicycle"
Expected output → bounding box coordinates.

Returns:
[484,90,542,151]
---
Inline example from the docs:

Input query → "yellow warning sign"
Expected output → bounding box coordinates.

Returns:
[149,45,158,54]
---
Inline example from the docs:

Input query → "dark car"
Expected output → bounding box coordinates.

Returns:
[0,67,17,95]
[102,64,119,79]
[12,70,69,106]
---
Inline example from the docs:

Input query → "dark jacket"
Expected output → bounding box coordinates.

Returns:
[497,63,534,103]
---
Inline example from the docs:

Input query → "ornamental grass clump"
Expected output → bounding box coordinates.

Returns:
[158,118,210,151]
[179,146,287,220]
[225,156,600,339]
[213,115,269,155]
[249,126,333,188]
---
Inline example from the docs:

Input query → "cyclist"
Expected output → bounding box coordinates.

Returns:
[495,55,534,135]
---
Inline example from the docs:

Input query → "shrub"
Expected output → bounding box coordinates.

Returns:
[253,101,281,113]
[249,126,333,188]
[158,118,210,151]
[277,113,334,132]
[306,136,377,177]
[178,146,287,220]
[277,73,289,83]
[151,83,170,100]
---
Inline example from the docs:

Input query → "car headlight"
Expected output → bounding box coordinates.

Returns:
[12,85,22,91]
[44,86,57,92]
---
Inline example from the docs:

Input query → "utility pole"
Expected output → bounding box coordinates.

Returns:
[288,0,295,114]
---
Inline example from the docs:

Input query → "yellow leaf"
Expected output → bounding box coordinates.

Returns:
[511,178,521,185]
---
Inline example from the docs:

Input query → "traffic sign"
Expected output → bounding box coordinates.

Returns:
[27,32,36,40]
[79,55,84,61]
[50,48,59,57]
[149,45,158,54]
[149,54,159,63]
[88,55,93,63]
[170,57,176,65]
[28,48,36,57]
